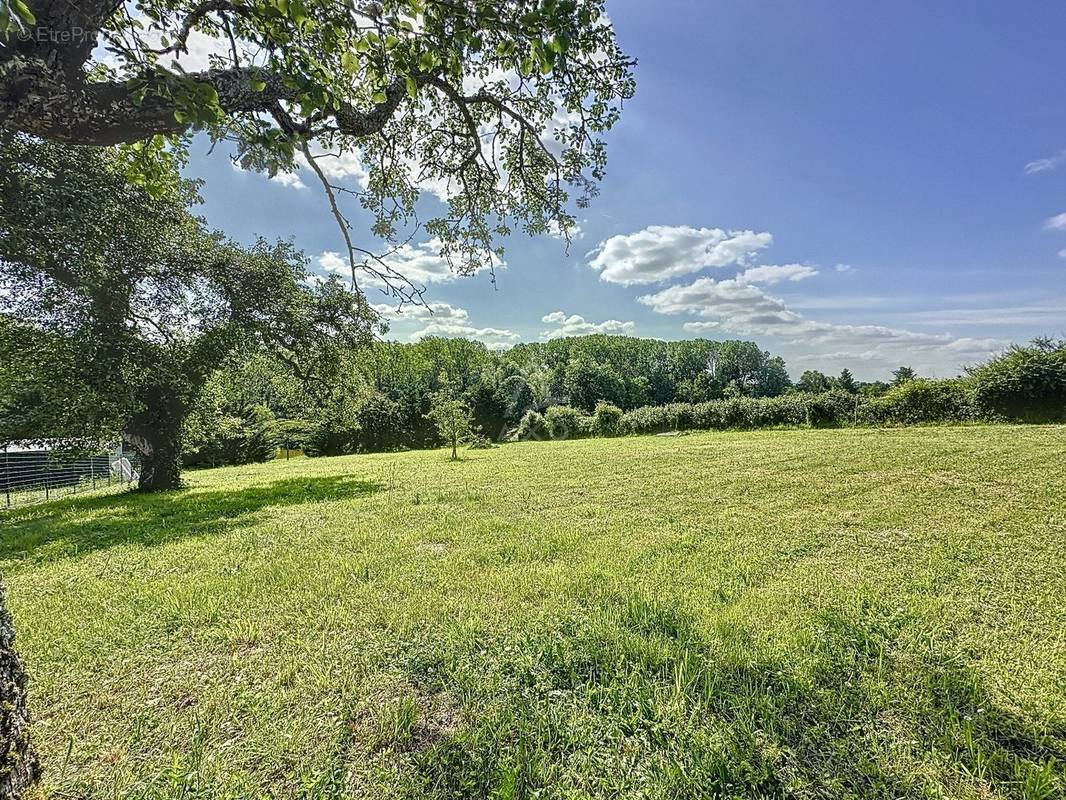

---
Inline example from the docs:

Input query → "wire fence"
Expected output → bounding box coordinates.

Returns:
[1,446,140,509]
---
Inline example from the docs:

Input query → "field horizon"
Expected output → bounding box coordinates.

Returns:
[4,425,1065,799]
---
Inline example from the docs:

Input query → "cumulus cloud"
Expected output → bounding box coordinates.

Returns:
[1025,150,1066,174]
[736,264,818,285]
[316,240,501,287]
[382,239,502,285]
[639,277,1008,366]
[408,319,520,350]
[547,219,583,240]
[370,301,518,350]
[299,148,370,186]
[268,171,308,190]
[586,225,772,285]
[371,301,469,322]
[237,145,368,191]
[317,251,349,275]
[540,311,635,339]
[1046,212,1066,231]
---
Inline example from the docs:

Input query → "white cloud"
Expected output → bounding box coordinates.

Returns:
[317,251,348,275]
[834,263,854,273]
[298,148,370,186]
[269,171,308,190]
[1044,212,1066,231]
[736,264,818,285]
[371,301,469,322]
[639,277,1008,368]
[408,320,520,350]
[371,301,517,350]
[382,239,502,285]
[316,241,502,287]
[1025,150,1066,175]
[96,27,237,73]
[587,225,772,285]
[1059,248,1066,259]
[547,219,583,240]
[540,311,635,339]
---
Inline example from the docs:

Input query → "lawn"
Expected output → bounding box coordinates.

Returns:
[3,425,1065,799]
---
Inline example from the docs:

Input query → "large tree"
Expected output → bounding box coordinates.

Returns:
[1,0,635,298]
[0,135,377,491]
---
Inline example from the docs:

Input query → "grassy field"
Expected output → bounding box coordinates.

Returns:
[3,425,1065,799]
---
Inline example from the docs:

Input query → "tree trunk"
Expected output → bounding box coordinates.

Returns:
[0,580,38,799]
[124,386,186,493]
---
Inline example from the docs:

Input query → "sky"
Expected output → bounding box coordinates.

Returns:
[182,0,1066,380]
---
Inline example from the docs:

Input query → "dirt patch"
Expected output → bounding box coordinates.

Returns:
[415,541,449,555]
[348,678,460,754]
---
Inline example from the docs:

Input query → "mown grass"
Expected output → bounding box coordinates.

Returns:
[2,425,1065,799]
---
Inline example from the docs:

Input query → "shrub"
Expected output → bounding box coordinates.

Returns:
[183,403,279,467]
[968,339,1066,422]
[305,392,409,456]
[806,391,857,428]
[862,379,975,425]
[592,401,624,436]
[466,433,495,450]
[545,405,591,440]
[620,396,811,436]
[516,410,550,441]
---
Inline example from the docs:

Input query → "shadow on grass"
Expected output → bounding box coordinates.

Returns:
[0,475,381,567]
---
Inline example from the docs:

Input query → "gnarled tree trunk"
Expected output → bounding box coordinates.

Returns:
[0,579,38,799]
[124,384,187,493]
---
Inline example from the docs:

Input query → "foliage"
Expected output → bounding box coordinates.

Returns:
[1,0,635,297]
[465,382,509,442]
[862,379,975,425]
[168,333,1066,462]
[797,370,833,394]
[968,338,1066,422]
[183,399,280,469]
[621,395,810,436]
[892,366,918,386]
[836,368,859,394]
[592,401,624,437]
[516,410,550,442]
[544,404,590,440]
[806,391,858,428]
[426,374,474,460]
[0,136,376,489]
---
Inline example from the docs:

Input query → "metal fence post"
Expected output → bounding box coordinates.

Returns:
[3,446,9,508]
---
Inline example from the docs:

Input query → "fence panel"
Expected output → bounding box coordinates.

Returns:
[1,447,140,509]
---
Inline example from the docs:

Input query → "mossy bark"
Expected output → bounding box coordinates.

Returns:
[0,580,38,798]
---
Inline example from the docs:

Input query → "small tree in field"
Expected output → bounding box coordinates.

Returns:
[426,375,473,461]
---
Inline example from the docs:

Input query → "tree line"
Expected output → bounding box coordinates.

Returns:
[176,333,1066,465]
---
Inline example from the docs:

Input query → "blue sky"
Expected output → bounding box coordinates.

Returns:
[184,0,1066,379]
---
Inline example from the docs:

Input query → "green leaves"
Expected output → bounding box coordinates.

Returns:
[0,0,35,34]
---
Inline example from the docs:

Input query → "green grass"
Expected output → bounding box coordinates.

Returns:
[3,425,1065,799]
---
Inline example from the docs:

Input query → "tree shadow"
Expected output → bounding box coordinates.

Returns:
[0,475,382,568]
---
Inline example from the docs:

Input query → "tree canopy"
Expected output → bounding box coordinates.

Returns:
[1,0,635,299]
[0,135,377,489]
